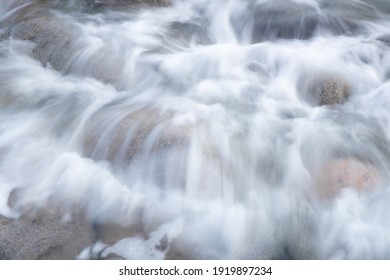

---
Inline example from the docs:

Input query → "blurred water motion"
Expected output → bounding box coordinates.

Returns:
[1,0,390,259]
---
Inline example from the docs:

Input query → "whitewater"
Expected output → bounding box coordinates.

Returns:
[1,0,390,259]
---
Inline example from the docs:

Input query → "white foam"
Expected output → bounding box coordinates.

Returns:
[1,0,390,259]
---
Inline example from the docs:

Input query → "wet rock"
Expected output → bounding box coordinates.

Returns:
[83,103,220,193]
[0,0,49,28]
[9,15,124,85]
[46,0,171,13]
[165,22,213,47]
[300,73,350,106]
[314,158,380,199]
[377,34,390,46]
[165,243,192,260]
[94,222,144,245]
[247,1,374,42]
[0,205,94,259]
[9,16,77,71]
[85,0,172,8]
[251,3,320,42]
[100,253,125,260]
[363,0,390,14]
[83,104,191,165]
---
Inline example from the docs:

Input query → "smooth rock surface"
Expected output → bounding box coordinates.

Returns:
[314,158,380,199]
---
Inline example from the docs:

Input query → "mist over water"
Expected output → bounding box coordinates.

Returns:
[1,0,390,259]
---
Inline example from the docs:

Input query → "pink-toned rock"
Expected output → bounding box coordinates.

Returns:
[314,158,379,199]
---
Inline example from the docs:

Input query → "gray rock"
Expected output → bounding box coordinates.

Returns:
[83,104,190,165]
[243,1,376,43]
[83,103,211,163]
[100,253,125,260]
[93,222,144,246]
[84,0,172,8]
[251,3,320,42]
[377,34,390,46]
[46,0,171,13]
[9,16,77,70]
[362,0,390,14]
[299,73,350,106]
[0,204,94,259]
[9,15,125,85]
[5,1,169,86]
[82,102,221,195]
[0,0,49,28]
[165,21,213,47]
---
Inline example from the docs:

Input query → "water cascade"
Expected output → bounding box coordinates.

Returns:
[1,0,390,259]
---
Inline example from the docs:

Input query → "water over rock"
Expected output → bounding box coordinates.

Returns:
[246,0,377,42]
[82,102,221,193]
[8,15,127,86]
[251,2,320,42]
[2,0,390,260]
[163,21,213,48]
[378,34,390,46]
[85,0,172,8]
[10,16,76,70]
[363,0,390,14]
[314,158,380,199]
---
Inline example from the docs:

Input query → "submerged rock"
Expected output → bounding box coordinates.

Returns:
[363,0,390,14]
[377,34,390,46]
[85,0,172,7]
[164,22,213,47]
[9,15,125,85]
[83,103,221,193]
[314,158,380,199]
[83,104,192,165]
[251,3,320,42]
[0,0,49,28]
[246,0,376,42]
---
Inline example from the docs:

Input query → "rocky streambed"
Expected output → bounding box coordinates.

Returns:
[1,0,390,259]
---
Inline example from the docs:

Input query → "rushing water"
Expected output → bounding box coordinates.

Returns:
[1,0,390,259]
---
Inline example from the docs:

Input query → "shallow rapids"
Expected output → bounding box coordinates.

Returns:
[2,0,390,259]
